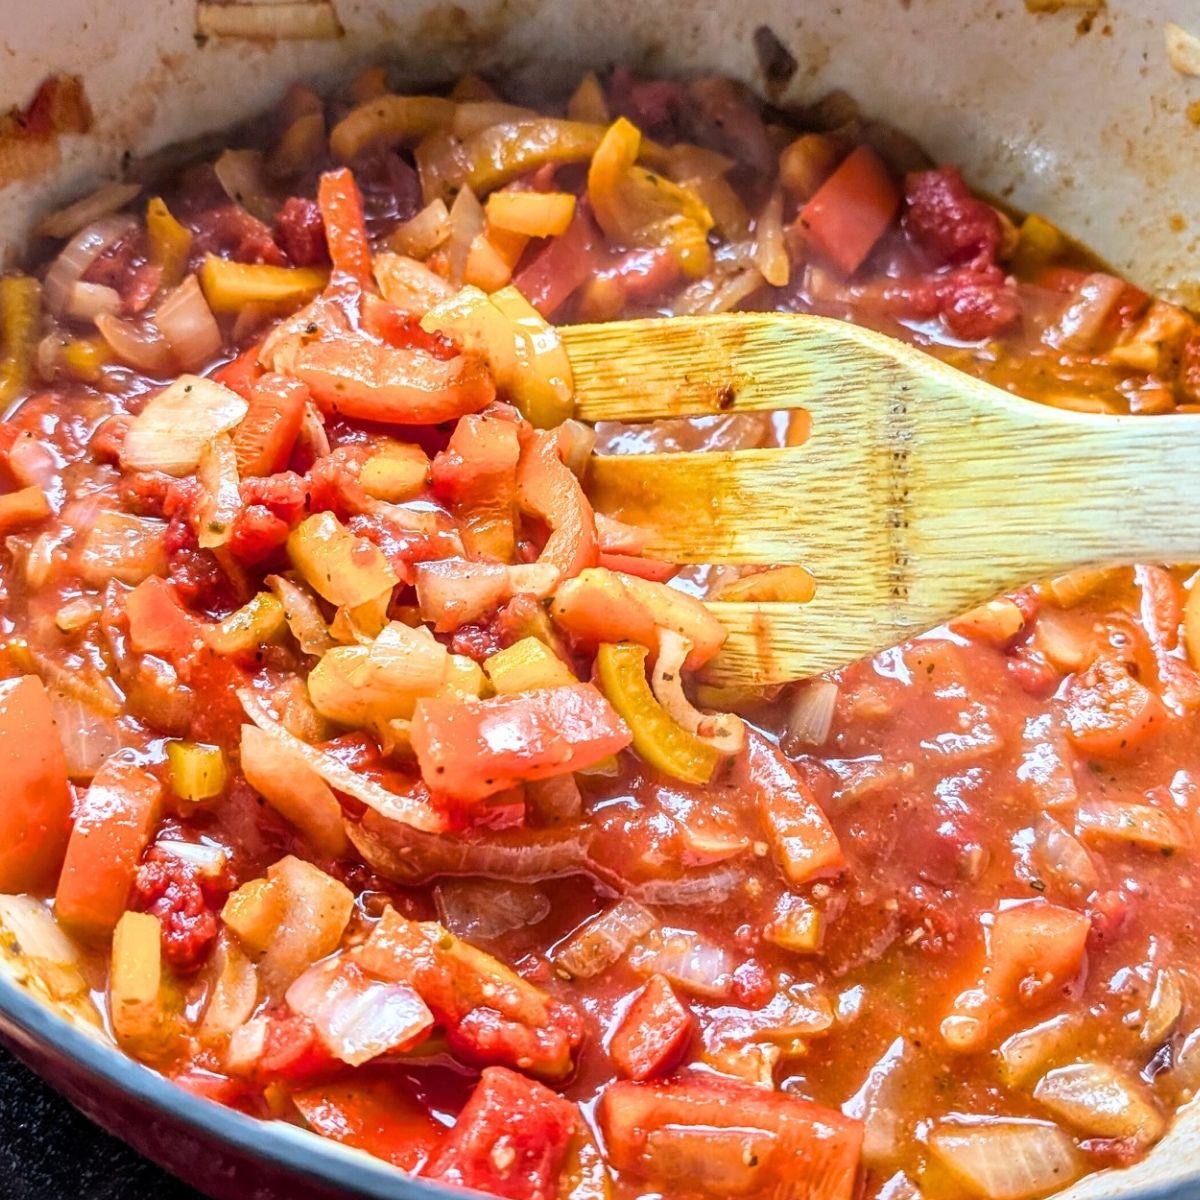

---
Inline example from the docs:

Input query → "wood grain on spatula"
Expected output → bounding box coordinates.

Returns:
[561,314,1200,685]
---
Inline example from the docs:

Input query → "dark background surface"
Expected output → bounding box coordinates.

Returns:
[0,1046,203,1200]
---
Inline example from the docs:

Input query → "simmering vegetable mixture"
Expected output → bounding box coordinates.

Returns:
[2,65,1200,1200]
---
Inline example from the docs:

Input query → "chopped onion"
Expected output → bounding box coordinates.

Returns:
[997,1014,1077,1087]
[200,933,258,1043]
[434,879,550,941]
[48,688,123,780]
[225,1015,269,1075]
[0,894,92,1008]
[630,928,733,998]
[651,629,744,754]
[286,954,434,1066]
[843,1037,911,1167]
[783,680,839,750]
[1033,1061,1164,1144]
[552,898,656,979]
[95,313,174,376]
[121,375,248,475]
[238,687,444,832]
[43,215,136,315]
[155,275,223,372]
[1076,800,1187,851]
[414,558,557,633]
[266,573,335,656]
[1044,273,1127,353]
[526,774,583,823]
[446,185,486,285]
[560,418,597,479]
[1166,22,1200,76]
[388,198,451,260]
[240,723,350,858]
[196,2,344,42]
[1170,1026,1200,1101]
[752,186,789,288]
[213,148,278,225]
[1141,967,1184,1046]
[670,264,764,317]
[929,1120,1081,1200]
[1030,814,1097,898]
[65,281,121,323]
[35,181,141,240]
[155,838,229,879]
[78,511,169,586]
[297,400,332,459]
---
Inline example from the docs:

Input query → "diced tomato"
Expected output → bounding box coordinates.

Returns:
[189,205,286,266]
[124,575,204,659]
[172,1068,257,1111]
[795,146,900,277]
[431,410,523,561]
[513,207,604,318]
[274,196,330,268]
[746,737,844,885]
[211,345,263,401]
[294,1076,444,1172]
[55,757,164,939]
[516,429,598,580]
[232,373,309,478]
[609,974,694,1081]
[941,900,1090,1053]
[1037,265,1090,294]
[361,296,458,358]
[1135,564,1182,652]
[134,846,227,971]
[0,676,72,893]
[903,165,1002,269]
[425,1067,578,1200]
[410,683,631,803]
[1063,655,1168,759]
[599,1072,863,1200]
[317,168,374,283]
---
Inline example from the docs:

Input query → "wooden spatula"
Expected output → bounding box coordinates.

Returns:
[559,313,1200,686]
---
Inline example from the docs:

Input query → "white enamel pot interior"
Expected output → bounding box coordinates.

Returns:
[1,2,1200,1198]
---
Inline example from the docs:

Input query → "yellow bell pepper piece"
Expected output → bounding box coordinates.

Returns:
[204,592,287,657]
[360,442,430,502]
[166,741,228,803]
[587,118,713,278]
[1010,213,1065,278]
[485,191,577,238]
[596,641,722,785]
[484,636,577,694]
[286,512,400,609]
[199,254,327,316]
[146,197,192,290]
[62,336,113,382]
[221,877,283,954]
[0,275,42,406]
[709,565,817,604]
[110,910,163,1048]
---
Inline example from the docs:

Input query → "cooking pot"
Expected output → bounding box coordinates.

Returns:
[1,1,1198,1196]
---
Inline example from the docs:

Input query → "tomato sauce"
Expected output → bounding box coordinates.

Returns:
[1,65,1199,1200]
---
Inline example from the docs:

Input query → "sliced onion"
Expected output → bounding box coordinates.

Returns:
[266,573,335,656]
[0,894,90,1005]
[155,275,223,373]
[1044,272,1127,353]
[240,723,350,859]
[526,774,583,823]
[194,433,241,550]
[552,898,656,979]
[121,375,248,475]
[650,629,744,754]
[434,879,550,941]
[1033,1062,1164,1144]
[213,148,278,224]
[346,811,591,883]
[997,1014,1077,1087]
[1076,800,1187,851]
[155,838,229,879]
[414,558,558,633]
[1030,814,1097,898]
[752,186,789,288]
[625,863,747,907]
[65,281,121,323]
[48,688,123,780]
[238,688,444,832]
[670,264,765,317]
[35,181,141,240]
[930,1120,1081,1200]
[783,680,839,749]
[225,1015,269,1075]
[560,418,597,479]
[285,954,434,1067]
[297,400,332,459]
[446,185,486,285]
[43,215,136,315]
[388,198,451,260]
[78,511,169,586]
[631,928,733,999]
[1141,967,1185,1046]
[95,313,174,376]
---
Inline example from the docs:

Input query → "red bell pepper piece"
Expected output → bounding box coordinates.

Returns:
[516,429,597,581]
[231,372,309,478]
[124,576,203,659]
[513,207,603,318]
[211,344,264,401]
[318,168,374,284]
